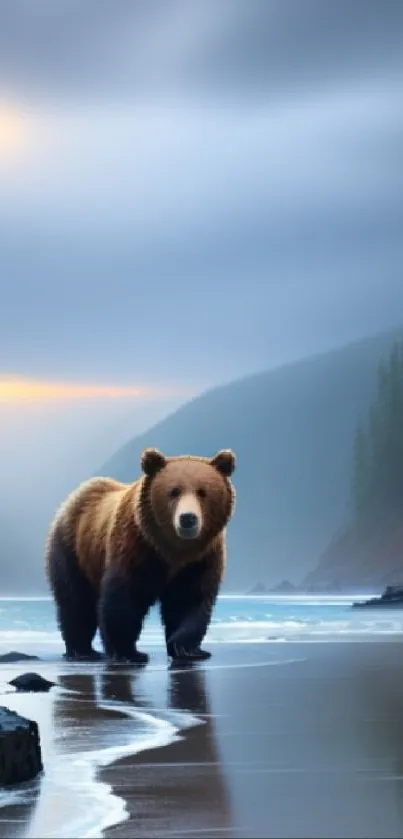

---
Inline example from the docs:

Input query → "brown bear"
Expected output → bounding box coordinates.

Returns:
[45,447,236,664]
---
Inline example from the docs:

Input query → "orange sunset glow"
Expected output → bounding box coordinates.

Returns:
[0,101,33,161]
[0,376,177,403]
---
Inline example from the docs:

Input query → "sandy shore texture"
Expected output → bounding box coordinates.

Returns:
[2,642,403,838]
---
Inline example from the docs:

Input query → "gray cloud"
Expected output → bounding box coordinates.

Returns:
[3,77,402,226]
[0,0,402,388]
[1,198,402,385]
[0,0,402,103]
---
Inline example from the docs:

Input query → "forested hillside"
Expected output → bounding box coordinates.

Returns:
[304,338,403,591]
[103,328,403,591]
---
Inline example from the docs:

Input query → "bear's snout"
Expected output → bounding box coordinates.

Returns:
[174,494,202,540]
[179,512,198,530]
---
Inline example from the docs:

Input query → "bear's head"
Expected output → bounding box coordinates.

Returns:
[138,447,236,556]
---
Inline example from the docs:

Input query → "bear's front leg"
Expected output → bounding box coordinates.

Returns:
[99,566,157,664]
[160,554,222,663]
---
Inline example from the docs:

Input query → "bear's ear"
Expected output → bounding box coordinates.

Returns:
[141,448,167,477]
[210,449,236,477]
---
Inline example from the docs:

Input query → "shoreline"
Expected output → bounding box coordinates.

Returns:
[0,656,201,839]
[3,640,403,837]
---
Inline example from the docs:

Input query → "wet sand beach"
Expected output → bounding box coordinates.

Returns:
[100,641,403,839]
[2,641,403,838]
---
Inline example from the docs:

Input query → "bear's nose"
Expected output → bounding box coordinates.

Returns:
[179,512,198,530]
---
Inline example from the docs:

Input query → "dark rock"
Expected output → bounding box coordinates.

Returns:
[352,585,403,609]
[0,706,43,785]
[8,673,56,693]
[0,651,40,664]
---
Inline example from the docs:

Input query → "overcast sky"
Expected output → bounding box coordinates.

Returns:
[1,0,402,391]
[0,0,403,584]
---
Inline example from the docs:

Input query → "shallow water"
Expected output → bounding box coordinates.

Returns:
[0,657,203,838]
[0,593,401,656]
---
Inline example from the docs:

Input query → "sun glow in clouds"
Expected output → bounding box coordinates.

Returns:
[0,376,178,404]
[0,101,32,158]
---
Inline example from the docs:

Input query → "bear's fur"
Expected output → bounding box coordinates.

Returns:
[46,448,236,663]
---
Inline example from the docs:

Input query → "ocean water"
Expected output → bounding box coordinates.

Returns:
[0,593,402,655]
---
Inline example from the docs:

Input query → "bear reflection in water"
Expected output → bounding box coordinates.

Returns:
[51,663,232,836]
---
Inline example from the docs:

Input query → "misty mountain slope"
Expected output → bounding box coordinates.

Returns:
[101,328,403,591]
[302,336,403,592]
[301,510,403,593]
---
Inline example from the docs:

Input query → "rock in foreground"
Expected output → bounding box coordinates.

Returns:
[0,706,43,785]
[9,673,55,693]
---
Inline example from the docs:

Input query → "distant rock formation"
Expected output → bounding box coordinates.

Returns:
[270,580,296,594]
[0,651,40,664]
[248,580,298,594]
[247,582,267,594]
[0,706,43,785]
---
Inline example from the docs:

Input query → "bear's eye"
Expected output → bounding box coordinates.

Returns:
[169,486,181,499]
[197,488,207,499]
